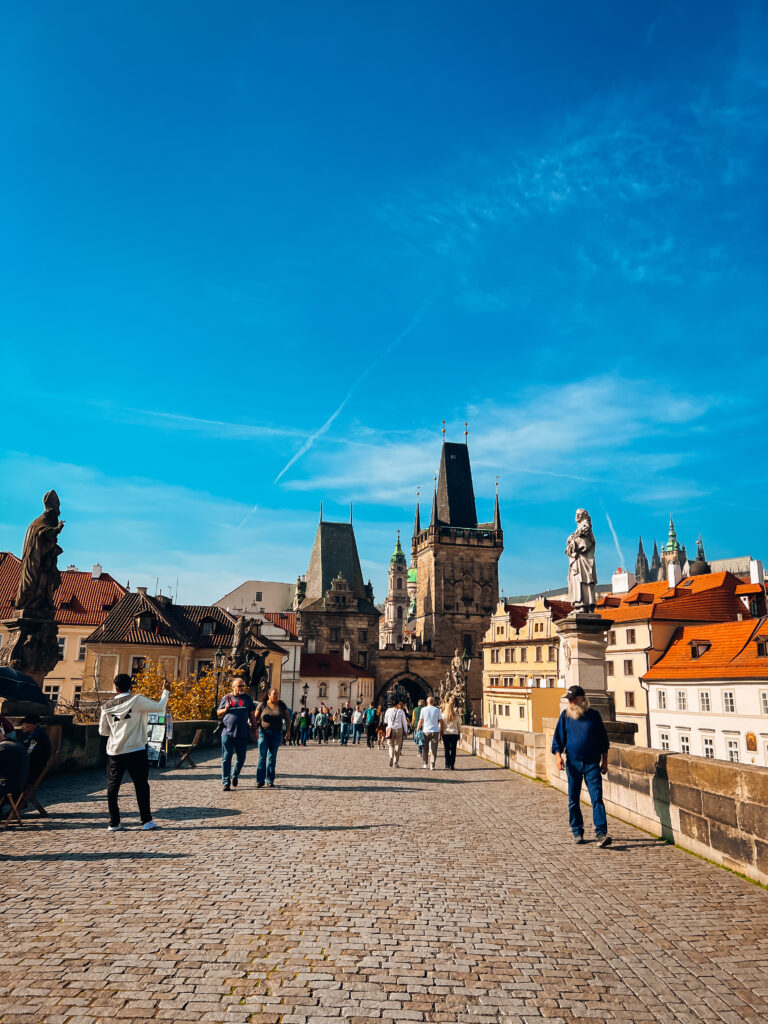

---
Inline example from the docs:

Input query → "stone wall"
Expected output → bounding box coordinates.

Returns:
[461,723,768,887]
[7,715,221,774]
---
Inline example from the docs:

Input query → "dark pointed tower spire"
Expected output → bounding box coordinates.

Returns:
[413,488,421,537]
[319,501,323,523]
[493,477,501,531]
[635,536,649,583]
[350,502,353,524]
[430,474,438,527]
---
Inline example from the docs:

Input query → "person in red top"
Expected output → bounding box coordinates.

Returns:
[217,676,257,792]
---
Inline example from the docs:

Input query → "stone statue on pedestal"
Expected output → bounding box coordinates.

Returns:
[566,508,597,613]
[1,491,65,688]
[435,648,466,717]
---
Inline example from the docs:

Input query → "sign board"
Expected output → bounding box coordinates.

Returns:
[147,713,168,764]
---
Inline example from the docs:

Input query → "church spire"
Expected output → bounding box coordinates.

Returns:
[430,475,438,527]
[635,536,649,583]
[493,477,501,531]
[413,488,421,537]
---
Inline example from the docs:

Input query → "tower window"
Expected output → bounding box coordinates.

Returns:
[397,578,403,590]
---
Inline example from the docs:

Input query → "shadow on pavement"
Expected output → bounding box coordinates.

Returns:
[0,850,188,862]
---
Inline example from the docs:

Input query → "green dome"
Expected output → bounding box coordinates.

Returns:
[390,532,407,565]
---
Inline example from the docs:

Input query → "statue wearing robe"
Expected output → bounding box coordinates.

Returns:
[15,491,65,616]
[566,508,597,613]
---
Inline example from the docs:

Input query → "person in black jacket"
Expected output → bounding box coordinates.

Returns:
[20,716,51,785]
[551,686,611,847]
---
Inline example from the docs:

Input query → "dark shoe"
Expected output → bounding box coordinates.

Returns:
[222,783,231,791]
[597,834,612,848]
[267,782,274,788]
[257,782,265,788]
[573,834,584,844]
[231,777,238,788]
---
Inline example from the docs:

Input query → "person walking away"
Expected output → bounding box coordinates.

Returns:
[253,688,292,788]
[217,676,257,791]
[351,703,364,744]
[98,672,170,832]
[298,706,310,746]
[383,702,408,767]
[551,685,612,847]
[375,705,386,749]
[20,716,51,786]
[411,699,425,733]
[339,702,353,745]
[364,702,377,748]
[416,696,444,770]
[441,699,460,770]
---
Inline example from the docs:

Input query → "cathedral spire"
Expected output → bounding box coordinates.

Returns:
[430,475,438,527]
[635,536,649,583]
[493,477,501,531]
[413,488,421,537]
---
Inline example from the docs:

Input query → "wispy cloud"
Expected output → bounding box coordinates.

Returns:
[94,403,305,441]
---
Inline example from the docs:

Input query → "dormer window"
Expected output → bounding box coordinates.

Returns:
[201,619,215,636]
[755,638,768,658]
[690,640,710,660]
[135,612,155,632]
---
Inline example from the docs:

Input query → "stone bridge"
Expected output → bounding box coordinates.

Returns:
[1,740,767,1023]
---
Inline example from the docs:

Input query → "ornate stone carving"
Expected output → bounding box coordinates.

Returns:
[16,490,65,617]
[565,508,598,613]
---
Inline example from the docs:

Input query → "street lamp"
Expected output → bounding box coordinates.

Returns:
[301,682,309,707]
[461,648,472,725]
[213,647,225,718]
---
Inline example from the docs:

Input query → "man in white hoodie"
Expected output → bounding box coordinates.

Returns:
[99,673,170,832]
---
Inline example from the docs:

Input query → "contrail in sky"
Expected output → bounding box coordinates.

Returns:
[236,301,432,530]
[604,511,625,568]
[273,301,432,485]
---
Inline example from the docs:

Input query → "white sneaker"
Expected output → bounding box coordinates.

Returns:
[429,764,434,770]
[422,763,428,769]
[107,823,124,832]
[141,820,159,831]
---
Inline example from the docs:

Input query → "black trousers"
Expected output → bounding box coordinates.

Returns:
[442,734,459,768]
[107,749,152,825]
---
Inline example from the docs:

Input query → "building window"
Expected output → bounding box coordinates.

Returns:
[339,682,349,698]
[78,637,87,661]
[196,660,212,677]
[358,630,368,644]
[548,646,556,661]
[201,619,215,636]
[318,684,327,698]
[504,648,512,662]
[518,706,525,718]
[43,683,60,705]
[703,737,714,758]
[359,652,368,667]
[624,692,635,709]
[504,705,510,716]
[659,732,670,751]
[57,637,66,659]
[607,661,614,676]
[607,631,616,645]
[136,613,155,632]
[623,660,633,676]
[626,629,636,644]
[396,578,402,590]
[255,591,262,601]
[463,633,473,656]
[131,656,146,676]
[727,739,739,762]
[680,734,691,754]
[699,690,711,712]
[535,647,542,662]
[329,628,340,642]
[757,640,768,657]
[723,691,736,713]
[491,648,499,663]
[657,689,667,710]
[760,692,768,715]
[74,684,82,706]
[520,648,528,662]
[676,690,687,711]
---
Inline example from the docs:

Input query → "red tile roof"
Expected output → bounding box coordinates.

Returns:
[300,652,374,679]
[87,592,235,648]
[544,598,573,621]
[594,571,750,624]
[643,618,768,681]
[503,604,530,631]
[0,552,126,626]
[263,611,299,640]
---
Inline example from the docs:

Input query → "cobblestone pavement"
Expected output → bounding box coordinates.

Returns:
[2,740,768,1024]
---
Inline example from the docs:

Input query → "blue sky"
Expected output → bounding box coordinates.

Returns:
[2,1,767,605]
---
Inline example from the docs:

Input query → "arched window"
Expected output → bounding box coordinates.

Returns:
[397,606,403,620]
[397,578,403,590]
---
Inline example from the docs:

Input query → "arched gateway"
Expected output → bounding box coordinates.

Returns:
[375,672,432,711]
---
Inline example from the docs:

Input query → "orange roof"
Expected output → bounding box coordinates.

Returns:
[643,617,768,681]
[0,552,126,626]
[263,611,298,640]
[595,571,749,624]
[301,652,374,679]
[736,582,762,596]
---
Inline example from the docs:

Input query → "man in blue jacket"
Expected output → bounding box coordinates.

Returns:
[552,685,612,847]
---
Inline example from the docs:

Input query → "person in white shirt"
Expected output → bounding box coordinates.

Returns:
[416,696,444,770]
[383,702,409,767]
[98,672,170,832]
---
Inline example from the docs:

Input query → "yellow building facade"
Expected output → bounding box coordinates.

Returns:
[481,596,569,729]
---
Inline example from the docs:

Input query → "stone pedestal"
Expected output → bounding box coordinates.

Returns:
[554,612,615,722]
[1,614,60,687]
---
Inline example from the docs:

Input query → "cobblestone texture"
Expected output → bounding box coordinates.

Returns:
[2,742,767,1023]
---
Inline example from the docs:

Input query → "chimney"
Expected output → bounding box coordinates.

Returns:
[136,586,148,595]
[66,564,77,572]
[668,563,682,587]
[750,559,765,586]
[92,563,103,579]
[611,567,636,595]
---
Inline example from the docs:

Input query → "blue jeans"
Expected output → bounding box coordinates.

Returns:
[340,722,351,745]
[565,757,607,836]
[256,729,282,785]
[299,726,308,745]
[221,733,248,785]
[352,724,363,744]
